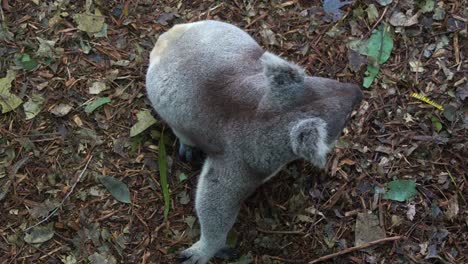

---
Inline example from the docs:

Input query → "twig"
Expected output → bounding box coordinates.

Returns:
[364,6,389,38]
[0,3,4,21]
[257,227,304,235]
[308,236,403,263]
[24,155,93,232]
[245,13,267,29]
[445,167,466,204]
[264,255,304,263]
[415,44,427,84]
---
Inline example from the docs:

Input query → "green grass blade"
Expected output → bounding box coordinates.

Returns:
[158,132,170,220]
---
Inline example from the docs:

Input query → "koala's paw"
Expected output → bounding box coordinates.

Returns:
[178,143,193,162]
[178,144,204,164]
[176,242,212,264]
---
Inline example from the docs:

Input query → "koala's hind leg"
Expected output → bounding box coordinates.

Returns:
[171,128,203,162]
[172,128,195,147]
[178,157,261,264]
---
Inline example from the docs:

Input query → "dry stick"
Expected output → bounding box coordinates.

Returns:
[415,44,427,84]
[0,4,4,21]
[308,236,403,264]
[265,255,304,263]
[257,227,304,235]
[364,6,389,38]
[245,13,267,29]
[24,155,93,232]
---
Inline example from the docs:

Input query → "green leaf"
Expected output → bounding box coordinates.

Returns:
[158,134,170,220]
[431,115,443,132]
[383,180,418,202]
[360,24,393,88]
[84,97,111,114]
[178,172,188,182]
[130,110,157,137]
[23,94,45,120]
[20,54,38,71]
[420,0,435,13]
[0,70,23,113]
[99,176,131,203]
[363,64,380,88]
[367,24,393,65]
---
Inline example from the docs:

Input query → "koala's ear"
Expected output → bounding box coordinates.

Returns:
[290,118,330,168]
[261,52,305,102]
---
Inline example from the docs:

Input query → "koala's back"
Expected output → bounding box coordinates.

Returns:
[146,21,267,153]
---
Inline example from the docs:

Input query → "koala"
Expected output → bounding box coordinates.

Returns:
[146,20,363,264]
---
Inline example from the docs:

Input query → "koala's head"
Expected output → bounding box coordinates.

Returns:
[288,78,362,168]
[260,51,363,167]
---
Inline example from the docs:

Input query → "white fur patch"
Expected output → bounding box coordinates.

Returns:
[314,119,330,167]
[260,52,288,68]
[149,23,194,66]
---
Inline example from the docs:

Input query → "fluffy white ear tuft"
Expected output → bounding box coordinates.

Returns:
[290,118,330,168]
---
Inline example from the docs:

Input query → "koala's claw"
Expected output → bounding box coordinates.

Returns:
[177,247,210,264]
[214,247,240,260]
[177,246,239,264]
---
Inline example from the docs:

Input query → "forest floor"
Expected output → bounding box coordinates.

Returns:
[0,0,466,263]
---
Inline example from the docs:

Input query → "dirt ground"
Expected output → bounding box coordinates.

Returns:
[0,0,466,263]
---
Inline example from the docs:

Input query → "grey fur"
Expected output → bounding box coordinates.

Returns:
[146,20,362,263]
[260,52,305,109]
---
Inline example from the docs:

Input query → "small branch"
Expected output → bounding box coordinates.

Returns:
[265,255,304,263]
[257,228,304,235]
[24,155,93,232]
[0,3,4,21]
[308,236,403,264]
[245,13,267,29]
[365,6,389,38]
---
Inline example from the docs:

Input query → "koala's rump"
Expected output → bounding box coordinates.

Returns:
[146,21,266,153]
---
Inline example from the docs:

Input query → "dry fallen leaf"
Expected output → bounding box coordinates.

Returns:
[409,60,425,72]
[0,70,22,114]
[50,103,73,117]
[445,195,459,220]
[355,212,386,247]
[406,203,416,221]
[389,11,419,27]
